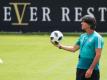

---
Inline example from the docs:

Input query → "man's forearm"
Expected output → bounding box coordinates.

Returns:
[89,53,101,70]
[58,44,79,52]
[59,45,75,52]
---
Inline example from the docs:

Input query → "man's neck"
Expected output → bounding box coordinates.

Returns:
[86,29,94,34]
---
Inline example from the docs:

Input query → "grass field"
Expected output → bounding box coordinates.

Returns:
[0,34,106,80]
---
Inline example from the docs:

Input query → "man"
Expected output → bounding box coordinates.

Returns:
[51,15,104,80]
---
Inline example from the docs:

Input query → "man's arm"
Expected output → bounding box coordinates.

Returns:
[57,44,80,52]
[85,48,102,78]
[89,48,102,70]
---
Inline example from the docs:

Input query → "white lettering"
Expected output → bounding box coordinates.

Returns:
[42,7,51,21]
[98,7,107,21]
[75,7,82,21]
[3,7,11,21]
[61,7,71,21]
[30,7,38,21]
[87,7,94,16]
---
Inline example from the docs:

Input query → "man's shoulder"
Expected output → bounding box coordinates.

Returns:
[93,31,104,45]
[93,31,103,39]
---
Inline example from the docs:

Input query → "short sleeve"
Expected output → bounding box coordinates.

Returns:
[75,36,81,46]
[95,36,104,49]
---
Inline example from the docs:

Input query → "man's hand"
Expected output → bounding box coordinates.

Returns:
[50,40,59,46]
[85,68,93,78]
[50,40,62,49]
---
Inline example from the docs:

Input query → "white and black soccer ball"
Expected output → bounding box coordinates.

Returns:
[50,30,63,44]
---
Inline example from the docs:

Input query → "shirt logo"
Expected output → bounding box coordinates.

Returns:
[88,39,92,42]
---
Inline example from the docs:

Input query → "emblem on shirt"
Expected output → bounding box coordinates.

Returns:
[88,39,92,42]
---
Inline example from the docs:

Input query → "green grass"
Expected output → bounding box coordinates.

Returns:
[0,34,106,80]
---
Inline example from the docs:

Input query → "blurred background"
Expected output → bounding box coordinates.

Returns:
[0,0,107,80]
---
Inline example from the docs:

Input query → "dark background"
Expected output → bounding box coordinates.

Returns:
[0,0,107,32]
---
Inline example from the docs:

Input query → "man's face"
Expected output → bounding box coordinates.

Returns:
[81,22,90,31]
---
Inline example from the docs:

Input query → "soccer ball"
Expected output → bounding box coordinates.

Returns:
[50,30,63,45]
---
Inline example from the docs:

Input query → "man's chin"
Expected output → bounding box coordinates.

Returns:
[81,29,86,32]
